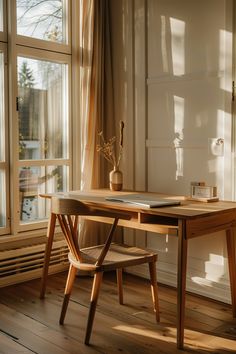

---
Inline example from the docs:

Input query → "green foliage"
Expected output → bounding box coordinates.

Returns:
[18,61,35,88]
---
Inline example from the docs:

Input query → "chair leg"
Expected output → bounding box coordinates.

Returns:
[60,264,78,325]
[149,261,160,322]
[116,268,124,305]
[85,271,103,345]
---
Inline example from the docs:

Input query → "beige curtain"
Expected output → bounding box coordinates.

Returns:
[80,0,101,190]
[79,0,120,247]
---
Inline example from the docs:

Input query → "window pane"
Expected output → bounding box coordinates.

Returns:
[0,0,3,32]
[19,165,68,223]
[0,170,6,227]
[0,52,4,161]
[0,51,6,228]
[16,0,67,43]
[17,57,69,160]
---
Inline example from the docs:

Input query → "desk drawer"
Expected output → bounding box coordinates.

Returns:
[186,211,236,238]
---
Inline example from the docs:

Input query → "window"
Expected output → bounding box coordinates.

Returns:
[17,54,70,225]
[0,0,6,42]
[1,0,73,236]
[0,44,9,235]
[0,0,3,32]
[16,0,68,44]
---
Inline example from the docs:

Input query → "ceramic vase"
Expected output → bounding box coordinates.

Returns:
[109,168,123,191]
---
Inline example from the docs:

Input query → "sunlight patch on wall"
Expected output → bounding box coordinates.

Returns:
[205,253,225,282]
[206,110,224,197]
[217,109,225,138]
[161,15,169,73]
[220,109,231,199]
[173,95,184,179]
[191,276,213,287]
[219,29,232,93]
[216,109,225,198]
[192,253,225,286]
[170,18,185,76]
[207,158,218,174]
[165,234,169,252]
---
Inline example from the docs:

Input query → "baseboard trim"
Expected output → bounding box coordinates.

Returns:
[126,264,231,304]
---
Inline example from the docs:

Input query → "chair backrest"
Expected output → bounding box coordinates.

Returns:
[51,197,93,216]
[51,196,120,266]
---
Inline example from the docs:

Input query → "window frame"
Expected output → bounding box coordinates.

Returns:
[0,0,7,42]
[12,46,72,233]
[0,42,10,235]
[13,0,71,54]
[6,0,73,236]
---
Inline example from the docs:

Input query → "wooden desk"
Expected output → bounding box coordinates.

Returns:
[40,189,236,349]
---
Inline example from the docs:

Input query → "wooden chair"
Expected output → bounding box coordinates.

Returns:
[51,196,160,345]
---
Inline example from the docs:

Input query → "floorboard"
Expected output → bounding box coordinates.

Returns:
[0,272,236,354]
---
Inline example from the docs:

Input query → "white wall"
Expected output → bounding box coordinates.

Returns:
[109,0,234,304]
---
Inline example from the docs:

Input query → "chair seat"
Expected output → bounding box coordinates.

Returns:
[68,243,157,272]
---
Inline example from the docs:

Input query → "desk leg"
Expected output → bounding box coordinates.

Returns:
[226,228,236,317]
[40,213,56,299]
[177,219,187,349]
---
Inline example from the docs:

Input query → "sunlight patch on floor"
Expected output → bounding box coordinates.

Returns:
[113,324,176,341]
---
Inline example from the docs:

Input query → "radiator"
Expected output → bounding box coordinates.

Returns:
[0,239,69,287]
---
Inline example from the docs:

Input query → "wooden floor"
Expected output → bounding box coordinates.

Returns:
[0,272,236,354]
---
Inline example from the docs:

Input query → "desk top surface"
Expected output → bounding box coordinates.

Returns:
[41,189,236,220]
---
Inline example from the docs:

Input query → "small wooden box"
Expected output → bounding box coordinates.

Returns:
[191,185,217,199]
[190,182,218,202]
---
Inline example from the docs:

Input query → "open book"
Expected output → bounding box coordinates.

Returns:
[105,194,181,208]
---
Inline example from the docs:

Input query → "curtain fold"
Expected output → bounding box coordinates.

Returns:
[80,0,101,191]
[79,0,121,247]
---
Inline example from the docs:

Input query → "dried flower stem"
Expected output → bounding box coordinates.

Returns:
[97,121,124,169]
